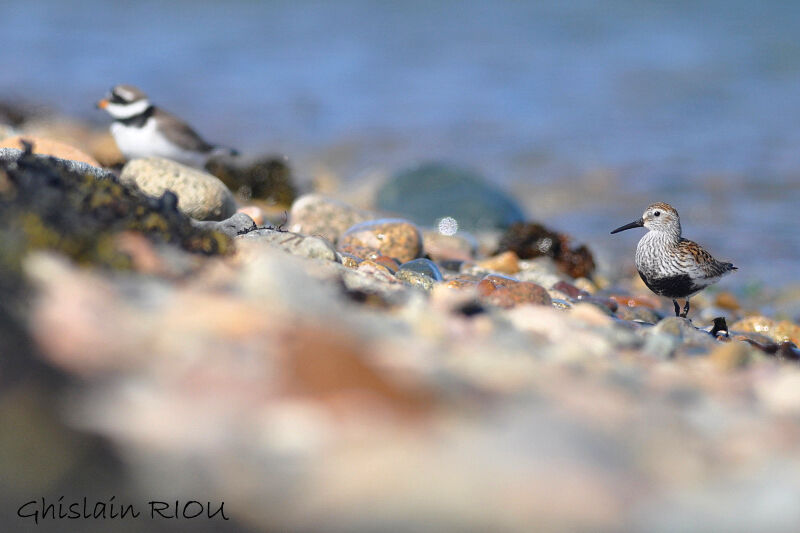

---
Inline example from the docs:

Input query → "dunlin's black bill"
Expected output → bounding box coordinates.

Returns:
[610,218,644,234]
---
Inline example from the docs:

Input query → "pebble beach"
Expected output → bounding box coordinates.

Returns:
[4,2,800,532]
[1,103,800,532]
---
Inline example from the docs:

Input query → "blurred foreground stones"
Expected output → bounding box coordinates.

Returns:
[3,109,800,532]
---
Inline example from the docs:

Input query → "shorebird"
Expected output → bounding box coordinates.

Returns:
[96,85,237,168]
[611,202,736,318]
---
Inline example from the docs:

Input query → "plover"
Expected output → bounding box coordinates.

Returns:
[611,202,736,318]
[96,85,237,168]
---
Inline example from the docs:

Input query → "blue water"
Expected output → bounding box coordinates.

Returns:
[2,0,800,288]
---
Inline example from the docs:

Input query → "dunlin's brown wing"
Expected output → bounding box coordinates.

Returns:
[152,108,214,153]
[677,239,736,278]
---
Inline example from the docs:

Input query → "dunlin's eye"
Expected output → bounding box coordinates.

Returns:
[654,211,661,217]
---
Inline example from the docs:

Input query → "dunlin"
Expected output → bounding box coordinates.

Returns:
[611,202,736,318]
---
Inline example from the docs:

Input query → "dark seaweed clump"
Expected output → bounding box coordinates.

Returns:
[496,221,596,279]
[0,148,232,295]
[0,148,243,533]
[206,156,297,205]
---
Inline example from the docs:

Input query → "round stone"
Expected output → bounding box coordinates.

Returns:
[289,194,374,244]
[338,218,423,264]
[477,275,552,308]
[121,157,237,221]
[398,258,443,282]
[376,162,527,232]
[395,269,435,291]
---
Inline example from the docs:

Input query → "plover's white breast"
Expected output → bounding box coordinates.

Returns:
[111,119,207,167]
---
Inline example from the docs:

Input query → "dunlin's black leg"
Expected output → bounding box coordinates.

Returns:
[680,299,691,318]
[673,299,680,317]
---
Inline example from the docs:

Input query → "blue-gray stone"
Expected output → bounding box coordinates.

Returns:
[376,162,527,232]
[398,258,443,281]
[395,270,435,291]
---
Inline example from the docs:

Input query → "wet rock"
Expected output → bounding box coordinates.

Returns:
[289,194,375,244]
[0,136,86,163]
[192,212,256,237]
[337,244,382,261]
[395,270,436,291]
[553,280,587,299]
[496,221,596,279]
[237,228,338,262]
[730,316,800,346]
[121,157,237,221]
[206,156,296,205]
[444,278,479,290]
[338,252,362,269]
[398,258,443,282]
[376,162,526,231]
[476,251,521,275]
[477,275,552,308]
[373,255,400,274]
[338,218,423,264]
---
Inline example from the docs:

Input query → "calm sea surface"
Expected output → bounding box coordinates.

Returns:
[3,0,800,288]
